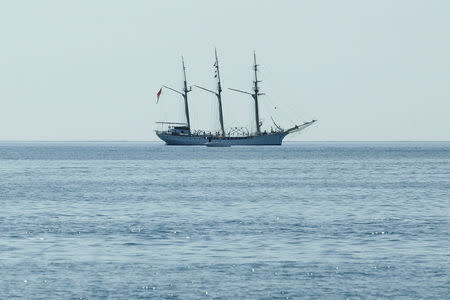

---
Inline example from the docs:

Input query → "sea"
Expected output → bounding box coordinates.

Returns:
[0,141,449,299]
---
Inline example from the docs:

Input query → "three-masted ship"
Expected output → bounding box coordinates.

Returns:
[155,50,316,146]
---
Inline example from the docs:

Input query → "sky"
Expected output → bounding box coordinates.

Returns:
[1,0,449,141]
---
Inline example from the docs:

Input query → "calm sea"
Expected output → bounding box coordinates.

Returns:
[0,142,449,299]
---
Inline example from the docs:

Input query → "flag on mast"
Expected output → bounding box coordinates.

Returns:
[156,88,162,103]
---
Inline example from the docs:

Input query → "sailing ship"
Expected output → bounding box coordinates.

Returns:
[155,50,316,146]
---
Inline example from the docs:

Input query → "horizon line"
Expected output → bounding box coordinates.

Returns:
[0,140,449,143]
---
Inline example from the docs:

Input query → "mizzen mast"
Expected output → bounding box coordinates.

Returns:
[163,56,192,133]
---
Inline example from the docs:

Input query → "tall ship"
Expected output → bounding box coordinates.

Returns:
[155,50,316,146]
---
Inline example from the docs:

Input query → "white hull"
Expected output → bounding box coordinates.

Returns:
[156,132,287,145]
[156,120,316,146]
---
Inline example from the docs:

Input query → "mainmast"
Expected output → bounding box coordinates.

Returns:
[181,57,191,130]
[163,56,192,133]
[214,49,225,136]
[194,49,226,136]
[229,51,264,135]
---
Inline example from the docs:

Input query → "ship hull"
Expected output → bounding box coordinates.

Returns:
[156,132,287,145]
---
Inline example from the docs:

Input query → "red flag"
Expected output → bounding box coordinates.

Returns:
[156,88,162,103]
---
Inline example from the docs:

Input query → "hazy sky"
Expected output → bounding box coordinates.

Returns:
[1,0,449,141]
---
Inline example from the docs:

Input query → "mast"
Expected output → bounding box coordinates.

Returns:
[215,49,225,136]
[252,51,261,135]
[163,56,192,133]
[194,49,226,136]
[181,57,191,130]
[229,51,264,135]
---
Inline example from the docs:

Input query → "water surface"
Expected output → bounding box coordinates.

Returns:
[0,142,449,299]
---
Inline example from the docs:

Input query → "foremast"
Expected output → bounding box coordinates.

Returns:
[163,56,192,133]
[229,51,264,135]
[194,49,226,136]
